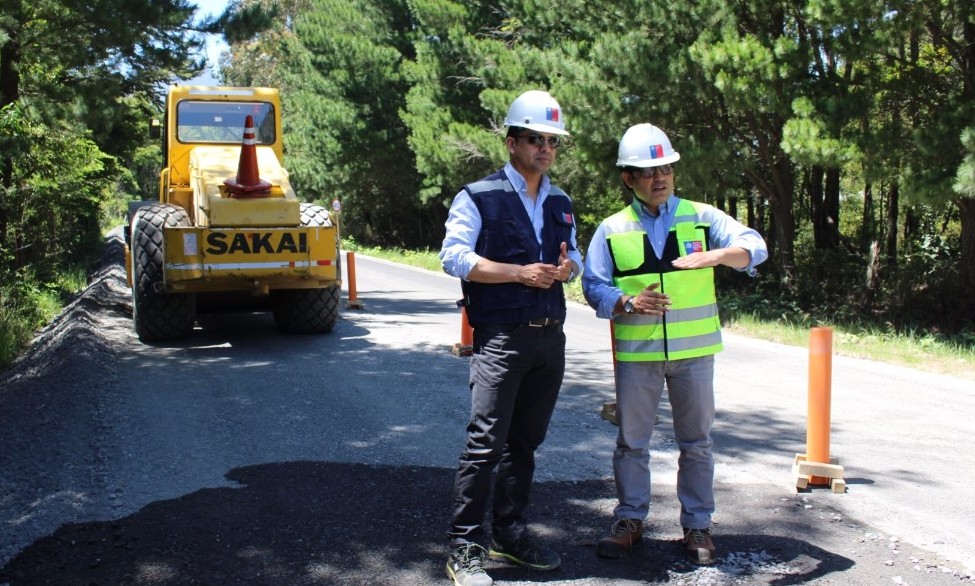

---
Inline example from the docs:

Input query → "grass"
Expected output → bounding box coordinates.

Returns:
[0,267,86,370]
[723,316,975,379]
[345,243,975,380]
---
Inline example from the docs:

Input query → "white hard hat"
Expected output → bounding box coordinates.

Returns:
[616,123,680,167]
[503,90,570,136]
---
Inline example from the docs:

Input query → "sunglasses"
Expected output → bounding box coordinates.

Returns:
[516,133,561,148]
[630,164,674,178]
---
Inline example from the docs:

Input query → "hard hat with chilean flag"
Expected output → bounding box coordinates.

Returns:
[616,123,680,167]
[503,90,570,136]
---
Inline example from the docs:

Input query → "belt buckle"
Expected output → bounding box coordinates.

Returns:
[528,319,545,328]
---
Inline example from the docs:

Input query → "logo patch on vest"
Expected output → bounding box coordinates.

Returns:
[684,241,704,254]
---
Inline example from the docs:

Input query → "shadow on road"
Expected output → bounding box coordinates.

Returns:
[1,461,854,586]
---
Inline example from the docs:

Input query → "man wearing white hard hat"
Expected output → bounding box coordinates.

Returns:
[582,123,768,566]
[439,90,581,586]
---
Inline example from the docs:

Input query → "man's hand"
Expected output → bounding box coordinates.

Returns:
[627,283,671,315]
[518,263,562,289]
[556,241,575,282]
[671,247,750,270]
[670,251,720,270]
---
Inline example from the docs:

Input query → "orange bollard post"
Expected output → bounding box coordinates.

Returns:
[792,326,845,492]
[806,327,833,484]
[452,301,473,356]
[345,251,364,309]
[601,321,619,425]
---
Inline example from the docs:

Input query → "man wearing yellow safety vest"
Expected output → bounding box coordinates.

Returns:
[581,123,768,566]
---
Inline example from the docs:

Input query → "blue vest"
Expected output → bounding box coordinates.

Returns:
[461,169,574,327]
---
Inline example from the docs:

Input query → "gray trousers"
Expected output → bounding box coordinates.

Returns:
[613,355,715,529]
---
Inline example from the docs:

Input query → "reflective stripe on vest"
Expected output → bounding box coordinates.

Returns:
[605,200,723,361]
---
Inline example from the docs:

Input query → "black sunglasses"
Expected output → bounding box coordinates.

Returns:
[630,164,674,178]
[516,133,561,148]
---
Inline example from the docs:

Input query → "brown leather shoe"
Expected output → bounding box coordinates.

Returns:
[682,527,716,565]
[596,518,643,558]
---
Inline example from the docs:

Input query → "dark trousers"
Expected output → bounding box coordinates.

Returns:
[448,322,565,546]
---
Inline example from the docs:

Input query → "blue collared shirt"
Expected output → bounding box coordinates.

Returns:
[440,162,583,280]
[582,194,768,319]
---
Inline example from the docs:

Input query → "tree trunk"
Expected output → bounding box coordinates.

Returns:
[768,159,796,283]
[860,181,874,252]
[824,167,841,247]
[810,165,826,247]
[885,181,899,271]
[957,197,975,289]
[0,1,21,112]
[0,0,22,247]
[811,165,841,249]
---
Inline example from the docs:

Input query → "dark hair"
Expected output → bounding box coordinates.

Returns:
[506,126,525,139]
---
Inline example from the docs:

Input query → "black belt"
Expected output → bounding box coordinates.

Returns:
[525,318,561,328]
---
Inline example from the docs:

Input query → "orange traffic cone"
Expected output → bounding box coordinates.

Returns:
[224,115,272,198]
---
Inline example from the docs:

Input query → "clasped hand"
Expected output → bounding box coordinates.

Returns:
[520,242,573,289]
[629,283,671,315]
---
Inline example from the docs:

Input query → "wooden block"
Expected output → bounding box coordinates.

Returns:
[793,452,846,491]
[600,402,618,425]
[795,460,845,480]
[795,474,810,490]
[451,343,472,357]
[794,454,840,465]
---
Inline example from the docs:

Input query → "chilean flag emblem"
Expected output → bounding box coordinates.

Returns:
[649,144,665,159]
[563,212,574,224]
[546,107,560,122]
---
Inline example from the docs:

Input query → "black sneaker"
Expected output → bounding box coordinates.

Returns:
[488,535,561,571]
[446,543,494,586]
[682,527,716,565]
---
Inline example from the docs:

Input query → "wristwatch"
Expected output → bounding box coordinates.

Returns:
[622,296,635,314]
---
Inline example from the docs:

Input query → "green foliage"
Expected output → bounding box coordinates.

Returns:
[1,0,204,113]
[955,128,975,198]
[0,0,210,367]
[1,0,974,367]
[1,104,113,277]
[0,267,79,370]
[273,0,439,248]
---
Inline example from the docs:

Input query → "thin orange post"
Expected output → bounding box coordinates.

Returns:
[807,326,833,484]
[610,321,618,370]
[452,301,473,356]
[345,251,364,309]
[601,321,620,425]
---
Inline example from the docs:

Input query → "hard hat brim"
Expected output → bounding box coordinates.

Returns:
[507,122,571,136]
[616,152,680,167]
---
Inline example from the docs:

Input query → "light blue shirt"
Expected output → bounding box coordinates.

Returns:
[582,195,769,319]
[440,162,583,280]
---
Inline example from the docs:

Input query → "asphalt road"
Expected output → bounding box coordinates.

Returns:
[1,239,973,585]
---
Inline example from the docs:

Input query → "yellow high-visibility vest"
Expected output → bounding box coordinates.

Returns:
[605,200,723,361]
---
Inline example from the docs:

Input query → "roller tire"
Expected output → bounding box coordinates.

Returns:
[272,203,339,334]
[131,204,196,341]
[272,284,340,334]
